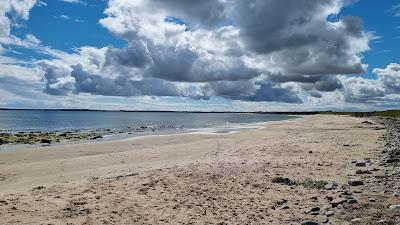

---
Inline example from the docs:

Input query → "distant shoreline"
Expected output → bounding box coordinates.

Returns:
[1,108,399,116]
[0,108,320,115]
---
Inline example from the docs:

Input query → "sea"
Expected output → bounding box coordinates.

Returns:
[0,110,298,139]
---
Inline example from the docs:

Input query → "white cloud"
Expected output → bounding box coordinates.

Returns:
[5,0,400,111]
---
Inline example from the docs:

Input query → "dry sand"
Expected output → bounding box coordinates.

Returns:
[0,115,399,224]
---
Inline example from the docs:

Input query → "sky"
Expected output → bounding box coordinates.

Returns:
[0,0,399,112]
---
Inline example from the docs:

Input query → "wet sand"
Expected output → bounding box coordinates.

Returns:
[0,115,399,224]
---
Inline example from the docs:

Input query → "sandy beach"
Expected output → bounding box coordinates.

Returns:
[0,115,399,224]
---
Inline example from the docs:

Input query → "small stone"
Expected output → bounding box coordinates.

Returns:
[325,211,334,216]
[377,220,387,224]
[330,198,347,207]
[348,180,364,186]
[324,181,337,190]
[355,169,372,174]
[279,205,289,210]
[369,198,376,202]
[301,221,319,225]
[306,207,320,214]
[355,160,366,167]
[389,204,400,210]
[351,160,357,163]
[351,218,362,223]
[309,151,313,153]
[347,199,357,204]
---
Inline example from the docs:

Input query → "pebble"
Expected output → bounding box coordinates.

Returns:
[324,181,337,190]
[377,220,387,224]
[389,204,400,210]
[355,169,371,174]
[348,180,364,186]
[351,218,362,223]
[279,205,289,210]
[300,221,319,225]
[306,207,320,215]
[347,199,357,204]
[324,211,334,216]
[330,198,347,207]
[355,160,366,167]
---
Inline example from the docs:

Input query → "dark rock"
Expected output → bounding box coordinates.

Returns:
[306,207,320,214]
[362,121,373,125]
[40,139,51,144]
[356,169,372,174]
[272,177,296,186]
[348,180,364,186]
[347,199,357,204]
[90,135,102,140]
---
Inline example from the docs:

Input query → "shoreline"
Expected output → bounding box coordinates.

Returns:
[0,115,399,224]
[0,115,301,151]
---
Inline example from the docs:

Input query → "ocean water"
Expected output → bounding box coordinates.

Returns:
[0,110,297,134]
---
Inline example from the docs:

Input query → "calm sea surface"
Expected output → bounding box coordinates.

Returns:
[0,110,297,134]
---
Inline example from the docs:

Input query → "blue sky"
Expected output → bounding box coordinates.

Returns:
[0,0,399,111]
[340,0,399,77]
[12,0,123,52]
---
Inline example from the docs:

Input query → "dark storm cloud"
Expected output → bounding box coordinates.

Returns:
[249,82,302,103]
[207,81,302,103]
[267,74,343,92]
[104,41,150,68]
[233,0,368,75]
[42,63,182,97]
